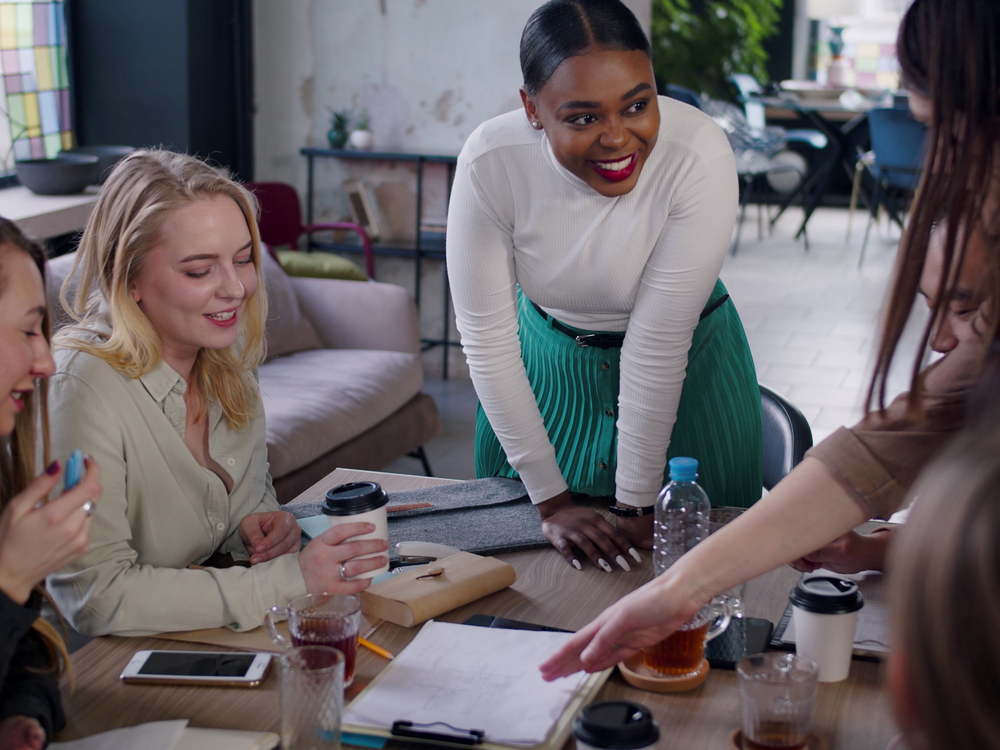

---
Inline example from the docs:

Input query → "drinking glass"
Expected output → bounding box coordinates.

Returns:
[279,645,344,750]
[736,652,819,749]
[266,593,361,687]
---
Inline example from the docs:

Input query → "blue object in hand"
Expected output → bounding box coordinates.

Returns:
[64,449,84,491]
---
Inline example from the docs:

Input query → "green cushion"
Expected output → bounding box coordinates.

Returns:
[275,250,367,282]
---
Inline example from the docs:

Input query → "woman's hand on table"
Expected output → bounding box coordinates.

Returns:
[0,457,102,605]
[298,521,389,595]
[537,492,638,572]
[0,716,46,750]
[789,529,892,574]
[539,571,702,679]
[240,511,302,565]
[614,508,654,550]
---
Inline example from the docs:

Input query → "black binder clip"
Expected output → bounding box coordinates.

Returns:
[391,721,485,745]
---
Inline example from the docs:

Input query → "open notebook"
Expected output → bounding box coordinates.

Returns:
[51,721,278,750]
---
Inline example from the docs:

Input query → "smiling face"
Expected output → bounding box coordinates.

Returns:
[0,245,55,436]
[520,46,659,197]
[129,194,257,375]
[919,223,991,353]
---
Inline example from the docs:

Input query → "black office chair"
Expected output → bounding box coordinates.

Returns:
[760,385,814,491]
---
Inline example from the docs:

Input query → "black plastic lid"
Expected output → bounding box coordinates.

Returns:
[572,701,659,749]
[322,482,388,516]
[789,575,864,615]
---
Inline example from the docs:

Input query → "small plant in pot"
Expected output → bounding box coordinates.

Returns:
[348,109,373,151]
[327,108,353,149]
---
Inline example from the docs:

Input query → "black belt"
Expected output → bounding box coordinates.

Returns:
[531,293,730,349]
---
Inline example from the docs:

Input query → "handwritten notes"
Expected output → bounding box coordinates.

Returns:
[343,620,589,746]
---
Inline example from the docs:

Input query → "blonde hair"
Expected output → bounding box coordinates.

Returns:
[888,427,1000,750]
[0,218,70,683]
[56,149,267,430]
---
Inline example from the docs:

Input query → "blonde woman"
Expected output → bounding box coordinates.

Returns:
[0,218,102,750]
[46,150,387,637]
[886,421,1000,750]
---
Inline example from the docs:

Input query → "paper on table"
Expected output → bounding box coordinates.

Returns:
[343,620,590,746]
[51,720,188,750]
[781,571,890,654]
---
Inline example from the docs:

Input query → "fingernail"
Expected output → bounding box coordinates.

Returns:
[615,555,631,572]
[367,523,376,530]
[571,559,582,570]
[598,558,613,573]
[46,460,60,476]
[257,544,266,551]
[629,547,642,563]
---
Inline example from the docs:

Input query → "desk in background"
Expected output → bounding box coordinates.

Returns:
[0,185,100,240]
[58,468,898,749]
[300,148,460,378]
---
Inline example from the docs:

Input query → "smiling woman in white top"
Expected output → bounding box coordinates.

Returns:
[447,0,762,573]
[46,150,388,636]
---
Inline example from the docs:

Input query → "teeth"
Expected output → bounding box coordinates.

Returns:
[206,311,235,321]
[10,393,22,402]
[595,155,633,171]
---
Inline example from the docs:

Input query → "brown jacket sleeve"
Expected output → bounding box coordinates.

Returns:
[806,340,981,520]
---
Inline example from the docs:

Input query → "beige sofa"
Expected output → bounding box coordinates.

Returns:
[44,251,442,502]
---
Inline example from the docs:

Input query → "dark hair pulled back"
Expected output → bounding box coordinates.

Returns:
[520,0,650,96]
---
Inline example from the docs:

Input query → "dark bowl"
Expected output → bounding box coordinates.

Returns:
[15,155,101,195]
[61,145,136,183]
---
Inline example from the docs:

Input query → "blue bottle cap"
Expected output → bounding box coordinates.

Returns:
[668,457,698,481]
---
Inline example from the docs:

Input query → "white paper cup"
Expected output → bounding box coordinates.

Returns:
[322,482,389,579]
[791,606,860,682]
[789,575,864,683]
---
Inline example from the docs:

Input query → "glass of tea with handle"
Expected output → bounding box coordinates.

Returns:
[266,592,362,687]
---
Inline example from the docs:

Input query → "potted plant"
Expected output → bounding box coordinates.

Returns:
[348,109,374,151]
[327,108,353,149]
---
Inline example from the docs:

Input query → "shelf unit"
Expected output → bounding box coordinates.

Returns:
[300,147,460,377]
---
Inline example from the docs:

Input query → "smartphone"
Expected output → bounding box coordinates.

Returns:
[120,650,272,687]
[705,617,774,670]
[64,449,84,491]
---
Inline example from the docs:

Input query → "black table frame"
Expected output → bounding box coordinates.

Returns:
[300,147,461,378]
[761,101,871,244]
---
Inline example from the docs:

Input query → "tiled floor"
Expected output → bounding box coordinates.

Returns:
[384,205,929,481]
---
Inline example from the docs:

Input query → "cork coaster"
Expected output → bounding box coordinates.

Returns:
[619,654,710,692]
[726,729,829,750]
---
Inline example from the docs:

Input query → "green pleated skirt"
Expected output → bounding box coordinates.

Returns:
[475,280,763,507]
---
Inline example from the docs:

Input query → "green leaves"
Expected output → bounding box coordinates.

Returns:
[652,0,783,99]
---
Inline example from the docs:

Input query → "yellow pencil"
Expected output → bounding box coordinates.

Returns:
[359,636,394,660]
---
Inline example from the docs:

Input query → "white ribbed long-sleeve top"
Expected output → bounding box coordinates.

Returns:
[446,96,739,507]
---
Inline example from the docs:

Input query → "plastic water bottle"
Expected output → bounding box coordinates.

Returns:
[654,457,711,577]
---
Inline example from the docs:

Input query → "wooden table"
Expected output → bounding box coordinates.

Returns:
[59,469,898,748]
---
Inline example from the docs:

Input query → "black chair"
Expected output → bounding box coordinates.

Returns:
[760,385,814,491]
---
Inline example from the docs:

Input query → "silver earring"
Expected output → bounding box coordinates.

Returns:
[532,121,542,129]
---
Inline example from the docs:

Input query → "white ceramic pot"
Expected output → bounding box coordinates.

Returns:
[348,129,374,150]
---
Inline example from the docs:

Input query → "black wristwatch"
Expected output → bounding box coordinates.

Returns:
[607,504,655,517]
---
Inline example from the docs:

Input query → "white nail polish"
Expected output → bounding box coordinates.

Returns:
[598,558,613,573]
[571,559,582,570]
[615,555,631,572]
[629,547,642,563]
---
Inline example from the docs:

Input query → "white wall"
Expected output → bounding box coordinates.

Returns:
[253,0,652,376]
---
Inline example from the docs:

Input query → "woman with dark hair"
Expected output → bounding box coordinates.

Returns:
[448,0,762,572]
[541,0,1000,677]
[0,218,103,750]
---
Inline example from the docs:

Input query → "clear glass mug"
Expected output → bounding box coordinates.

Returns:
[266,593,361,687]
[279,645,344,750]
[641,597,732,677]
[737,652,819,749]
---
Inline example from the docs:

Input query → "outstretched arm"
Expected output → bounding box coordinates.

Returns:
[540,457,866,678]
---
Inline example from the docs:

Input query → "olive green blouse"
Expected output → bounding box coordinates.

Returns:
[46,346,307,636]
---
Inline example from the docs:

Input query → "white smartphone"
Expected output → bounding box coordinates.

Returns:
[120,650,272,688]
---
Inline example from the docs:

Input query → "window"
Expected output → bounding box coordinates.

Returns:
[0,1,72,174]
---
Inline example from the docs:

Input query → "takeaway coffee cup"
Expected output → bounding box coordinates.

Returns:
[789,575,864,682]
[322,482,390,578]
[572,701,659,750]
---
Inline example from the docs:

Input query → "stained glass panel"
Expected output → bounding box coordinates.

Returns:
[0,1,73,174]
